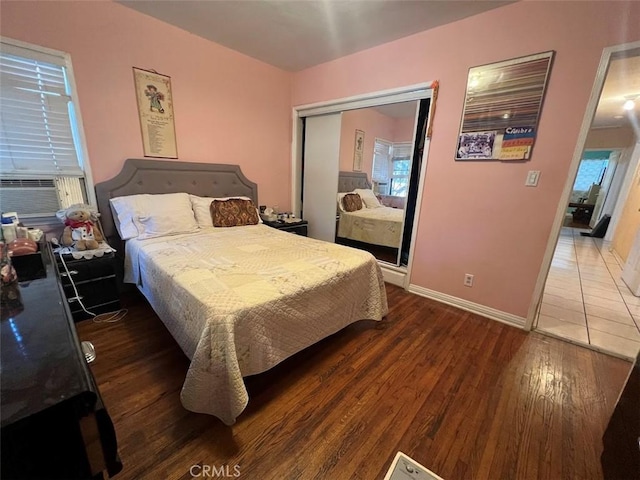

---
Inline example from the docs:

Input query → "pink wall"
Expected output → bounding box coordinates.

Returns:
[1,1,292,210]
[339,109,394,175]
[392,117,416,143]
[293,1,640,318]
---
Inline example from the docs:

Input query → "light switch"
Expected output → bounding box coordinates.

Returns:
[526,170,540,187]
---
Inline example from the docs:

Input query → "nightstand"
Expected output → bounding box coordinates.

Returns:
[263,219,308,237]
[53,250,121,322]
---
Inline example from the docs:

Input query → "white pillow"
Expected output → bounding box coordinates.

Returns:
[354,188,382,208]
[189,195,217,228]
[110,193,198,240]
[189,195,261,227]
[109,195,146,240]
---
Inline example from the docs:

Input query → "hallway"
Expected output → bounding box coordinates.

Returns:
[535,227,640,359]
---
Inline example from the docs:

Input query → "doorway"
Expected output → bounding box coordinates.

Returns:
[531,42,640,359]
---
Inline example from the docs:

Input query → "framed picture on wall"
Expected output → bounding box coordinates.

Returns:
[455,51,554,161]
[133,67,178,159]
[353,129,365,171]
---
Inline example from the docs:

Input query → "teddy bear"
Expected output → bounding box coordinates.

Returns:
[57,204,104,251]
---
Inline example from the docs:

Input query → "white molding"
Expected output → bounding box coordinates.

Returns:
[525,39,640,331]
[408,284,526,328]
[1,35,67,62]
[606,141,640,243]
[611,247,625,267]
[295,82,432,118]
[64,53,96,207]
[290,113,303,215]
[381,265,406,286]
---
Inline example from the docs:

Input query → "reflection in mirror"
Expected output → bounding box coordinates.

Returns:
[335,101,418,265]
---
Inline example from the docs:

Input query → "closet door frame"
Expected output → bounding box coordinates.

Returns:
[291,82,435,288]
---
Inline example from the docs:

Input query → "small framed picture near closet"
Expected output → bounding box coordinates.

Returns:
[455,51,554,161]
[133,67,178,159]
[353,129,365,171]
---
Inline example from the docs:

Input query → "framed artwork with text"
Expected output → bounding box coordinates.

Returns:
[455,51,554,161]
[133,67,178,159]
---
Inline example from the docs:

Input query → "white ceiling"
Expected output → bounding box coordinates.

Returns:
[374,101,418,119]
[118,0,513,72]
[592,52,640,129]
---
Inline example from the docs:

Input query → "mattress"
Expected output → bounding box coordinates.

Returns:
[124,224,388,425]
[337,207,405,248]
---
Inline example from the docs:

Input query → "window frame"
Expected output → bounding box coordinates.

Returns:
[372,138,393,195]
[0,36,96,212]
[390,158,411,197]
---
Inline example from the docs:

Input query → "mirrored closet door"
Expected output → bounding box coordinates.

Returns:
[300,95,431,267]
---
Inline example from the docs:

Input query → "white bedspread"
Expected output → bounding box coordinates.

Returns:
[124,225,387,425]
[337,207,405,248]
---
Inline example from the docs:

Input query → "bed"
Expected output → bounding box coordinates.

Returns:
[95,159,388,425]
[336,171,405,249]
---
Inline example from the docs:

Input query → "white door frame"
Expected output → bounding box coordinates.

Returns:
[291,83,434,287]
[606,143,640,243]
[524,40,640,330]
[589,148,621,228]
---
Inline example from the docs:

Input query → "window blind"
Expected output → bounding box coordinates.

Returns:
[392,142,413,160]
[372,140,392,183]
[0,43,84,179]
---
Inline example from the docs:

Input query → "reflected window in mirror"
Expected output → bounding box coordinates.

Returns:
[390,142,412,197]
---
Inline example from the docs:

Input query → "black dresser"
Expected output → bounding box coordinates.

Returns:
[1,243,122,479]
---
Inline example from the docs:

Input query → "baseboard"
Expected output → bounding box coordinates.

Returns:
[407,284,526,329]
[611,248,625,267]
[380,265,406,287]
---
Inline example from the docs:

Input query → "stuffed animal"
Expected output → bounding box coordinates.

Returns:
[57,204,104,251]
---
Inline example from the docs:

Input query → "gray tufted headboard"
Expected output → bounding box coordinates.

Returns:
[337,171,371,193]
[95,158,258,247]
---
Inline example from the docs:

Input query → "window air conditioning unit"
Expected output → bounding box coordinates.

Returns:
[0,177,85,216]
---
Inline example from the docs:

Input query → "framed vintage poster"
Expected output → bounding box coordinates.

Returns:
[353,129,365,171]
[455,51,554,161]
[133,67,178,159]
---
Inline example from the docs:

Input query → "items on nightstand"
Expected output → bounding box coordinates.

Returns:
[52,203,124,321]
[56,204,104,251]
[260,206,277,222]
[262,219,308,237]
[1,213,18,243]
[0,240,22,320]
[7,238,46,282]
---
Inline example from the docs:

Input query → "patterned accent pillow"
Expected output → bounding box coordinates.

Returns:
[210,198,260,227]
[342,193,363,212]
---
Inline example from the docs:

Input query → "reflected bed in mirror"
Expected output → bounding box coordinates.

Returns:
[335,171,404,264]
[333,100,418,265]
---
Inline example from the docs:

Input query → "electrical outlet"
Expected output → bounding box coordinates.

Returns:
[464,274,474,287]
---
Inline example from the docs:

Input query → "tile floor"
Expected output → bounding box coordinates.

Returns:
[535,227,640,359]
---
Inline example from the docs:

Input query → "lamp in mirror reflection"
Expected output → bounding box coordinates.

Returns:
[623,95,638,111]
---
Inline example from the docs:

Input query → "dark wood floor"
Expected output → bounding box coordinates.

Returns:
[77,284,631,480]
